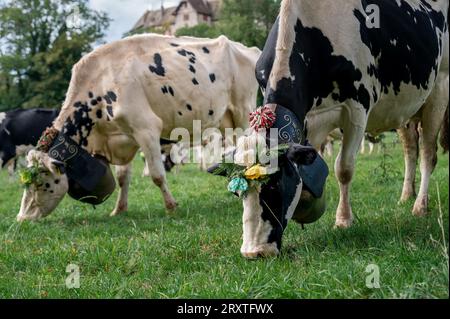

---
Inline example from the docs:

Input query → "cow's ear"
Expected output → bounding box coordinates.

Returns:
[207,163,227,177]
[287,144,317,165]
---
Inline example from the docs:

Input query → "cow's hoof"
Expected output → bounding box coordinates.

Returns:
[110,208,127,217]
[165,201,178,212]
[334,218,353,229]
[412,197,429,217]
[412,206,429,217]
[399,192,416,205]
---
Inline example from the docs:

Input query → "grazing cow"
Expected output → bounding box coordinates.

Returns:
[16,34,261,221]
[398,109,449,203]
[0,108,60,169]
[223,0,448,258]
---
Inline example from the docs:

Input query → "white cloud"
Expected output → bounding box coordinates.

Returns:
[89,0,180,43]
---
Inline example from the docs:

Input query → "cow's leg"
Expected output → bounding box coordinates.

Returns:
[135,130,177,211]
[326,141,334,158]
[142,159,150,177]
[360,137,366,154]
[398,122,419,203]
[413,75,448,216]
[369,142,375,155]
[335,112,366,229]
[111,164,132,217]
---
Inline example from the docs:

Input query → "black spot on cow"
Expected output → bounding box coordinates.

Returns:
[104,95,112,105]
[354,0,446,95]
[168,86,175,96]
[189,57,196,64]
[97,96,102,102]
[192,78,199,85]
[91,99,98,106]
[209,73,216,83]
[149,53,166,77]
[186,104,193,111]
[189,65,196,74]
[63,101,95,147]
[55,179,60,184]
[88,92,94,98]
[170,43,180,47]
[178,111,183,116]
[107,105,114,118]
[177,49,187,57]
[208,110,214,116]
[161,86,169,94]
[258,17,372,120]
[202,47,210,54]
[45,183,50,188]
[96,109,103,119]
[107,91,117,102]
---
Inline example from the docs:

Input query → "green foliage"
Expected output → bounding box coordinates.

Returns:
[19,163,42,188]
[176,0,281,49]
[176,23,221,39]
[0,0,110,111]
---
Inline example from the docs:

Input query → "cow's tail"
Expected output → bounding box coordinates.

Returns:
[440,104,449,153]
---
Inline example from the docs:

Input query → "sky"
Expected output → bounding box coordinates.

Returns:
[89,0,181,43]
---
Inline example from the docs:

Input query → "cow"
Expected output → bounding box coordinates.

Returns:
[15,34,261,221]
[214,0,448,258]
[0,108,60,170]
[398,110,449,204]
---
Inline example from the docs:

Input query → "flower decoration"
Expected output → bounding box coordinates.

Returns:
[228,177,249,194]
[244,164,269,180]
[37,127,59,152]
[19,163,42,188]
[249,106,276,132]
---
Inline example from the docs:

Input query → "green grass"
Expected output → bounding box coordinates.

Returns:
[0,135,448,299]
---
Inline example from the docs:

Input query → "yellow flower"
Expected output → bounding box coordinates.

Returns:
[20,172,32,185]
[244,164,269,180]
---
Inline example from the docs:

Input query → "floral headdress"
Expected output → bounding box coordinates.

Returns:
[212,106,286,197]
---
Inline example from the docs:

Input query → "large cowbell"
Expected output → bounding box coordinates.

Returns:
[270,105,329,224]
[48,133,116,205]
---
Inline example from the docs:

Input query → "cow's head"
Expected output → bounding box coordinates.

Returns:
[210,105,326,258]
[16,150,69,221]
[237,135,316,258]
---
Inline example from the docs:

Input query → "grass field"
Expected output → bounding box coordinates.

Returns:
[0,134,448,299]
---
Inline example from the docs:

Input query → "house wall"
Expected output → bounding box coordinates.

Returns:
[171,1,212,34]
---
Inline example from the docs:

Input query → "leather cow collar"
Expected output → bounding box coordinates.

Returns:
[268,104,328,199]
[37,128,115,205]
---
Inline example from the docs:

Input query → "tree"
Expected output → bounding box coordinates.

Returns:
[175,0,281,49]
[0,0,110,111]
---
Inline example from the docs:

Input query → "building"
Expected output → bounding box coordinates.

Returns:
[130,0,222,36]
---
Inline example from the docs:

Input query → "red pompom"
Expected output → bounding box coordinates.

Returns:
[249,106,276,132]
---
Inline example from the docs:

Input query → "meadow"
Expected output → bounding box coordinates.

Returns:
[0,135,448,299]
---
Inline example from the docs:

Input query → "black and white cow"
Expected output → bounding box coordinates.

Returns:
[0,108,60,170]
[15,34,260,221]
[226,0,448,258]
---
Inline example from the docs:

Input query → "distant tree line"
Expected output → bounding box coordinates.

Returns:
[0,0,109,111]
[176,0,281,49]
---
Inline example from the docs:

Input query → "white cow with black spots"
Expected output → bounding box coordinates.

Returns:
[225,0,448,258]
[16,34,261,221]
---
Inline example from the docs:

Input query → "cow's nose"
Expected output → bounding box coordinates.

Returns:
[241,247,279,259]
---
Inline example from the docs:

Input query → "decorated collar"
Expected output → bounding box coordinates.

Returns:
[218,104,327,199]
[36,127,107,192]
